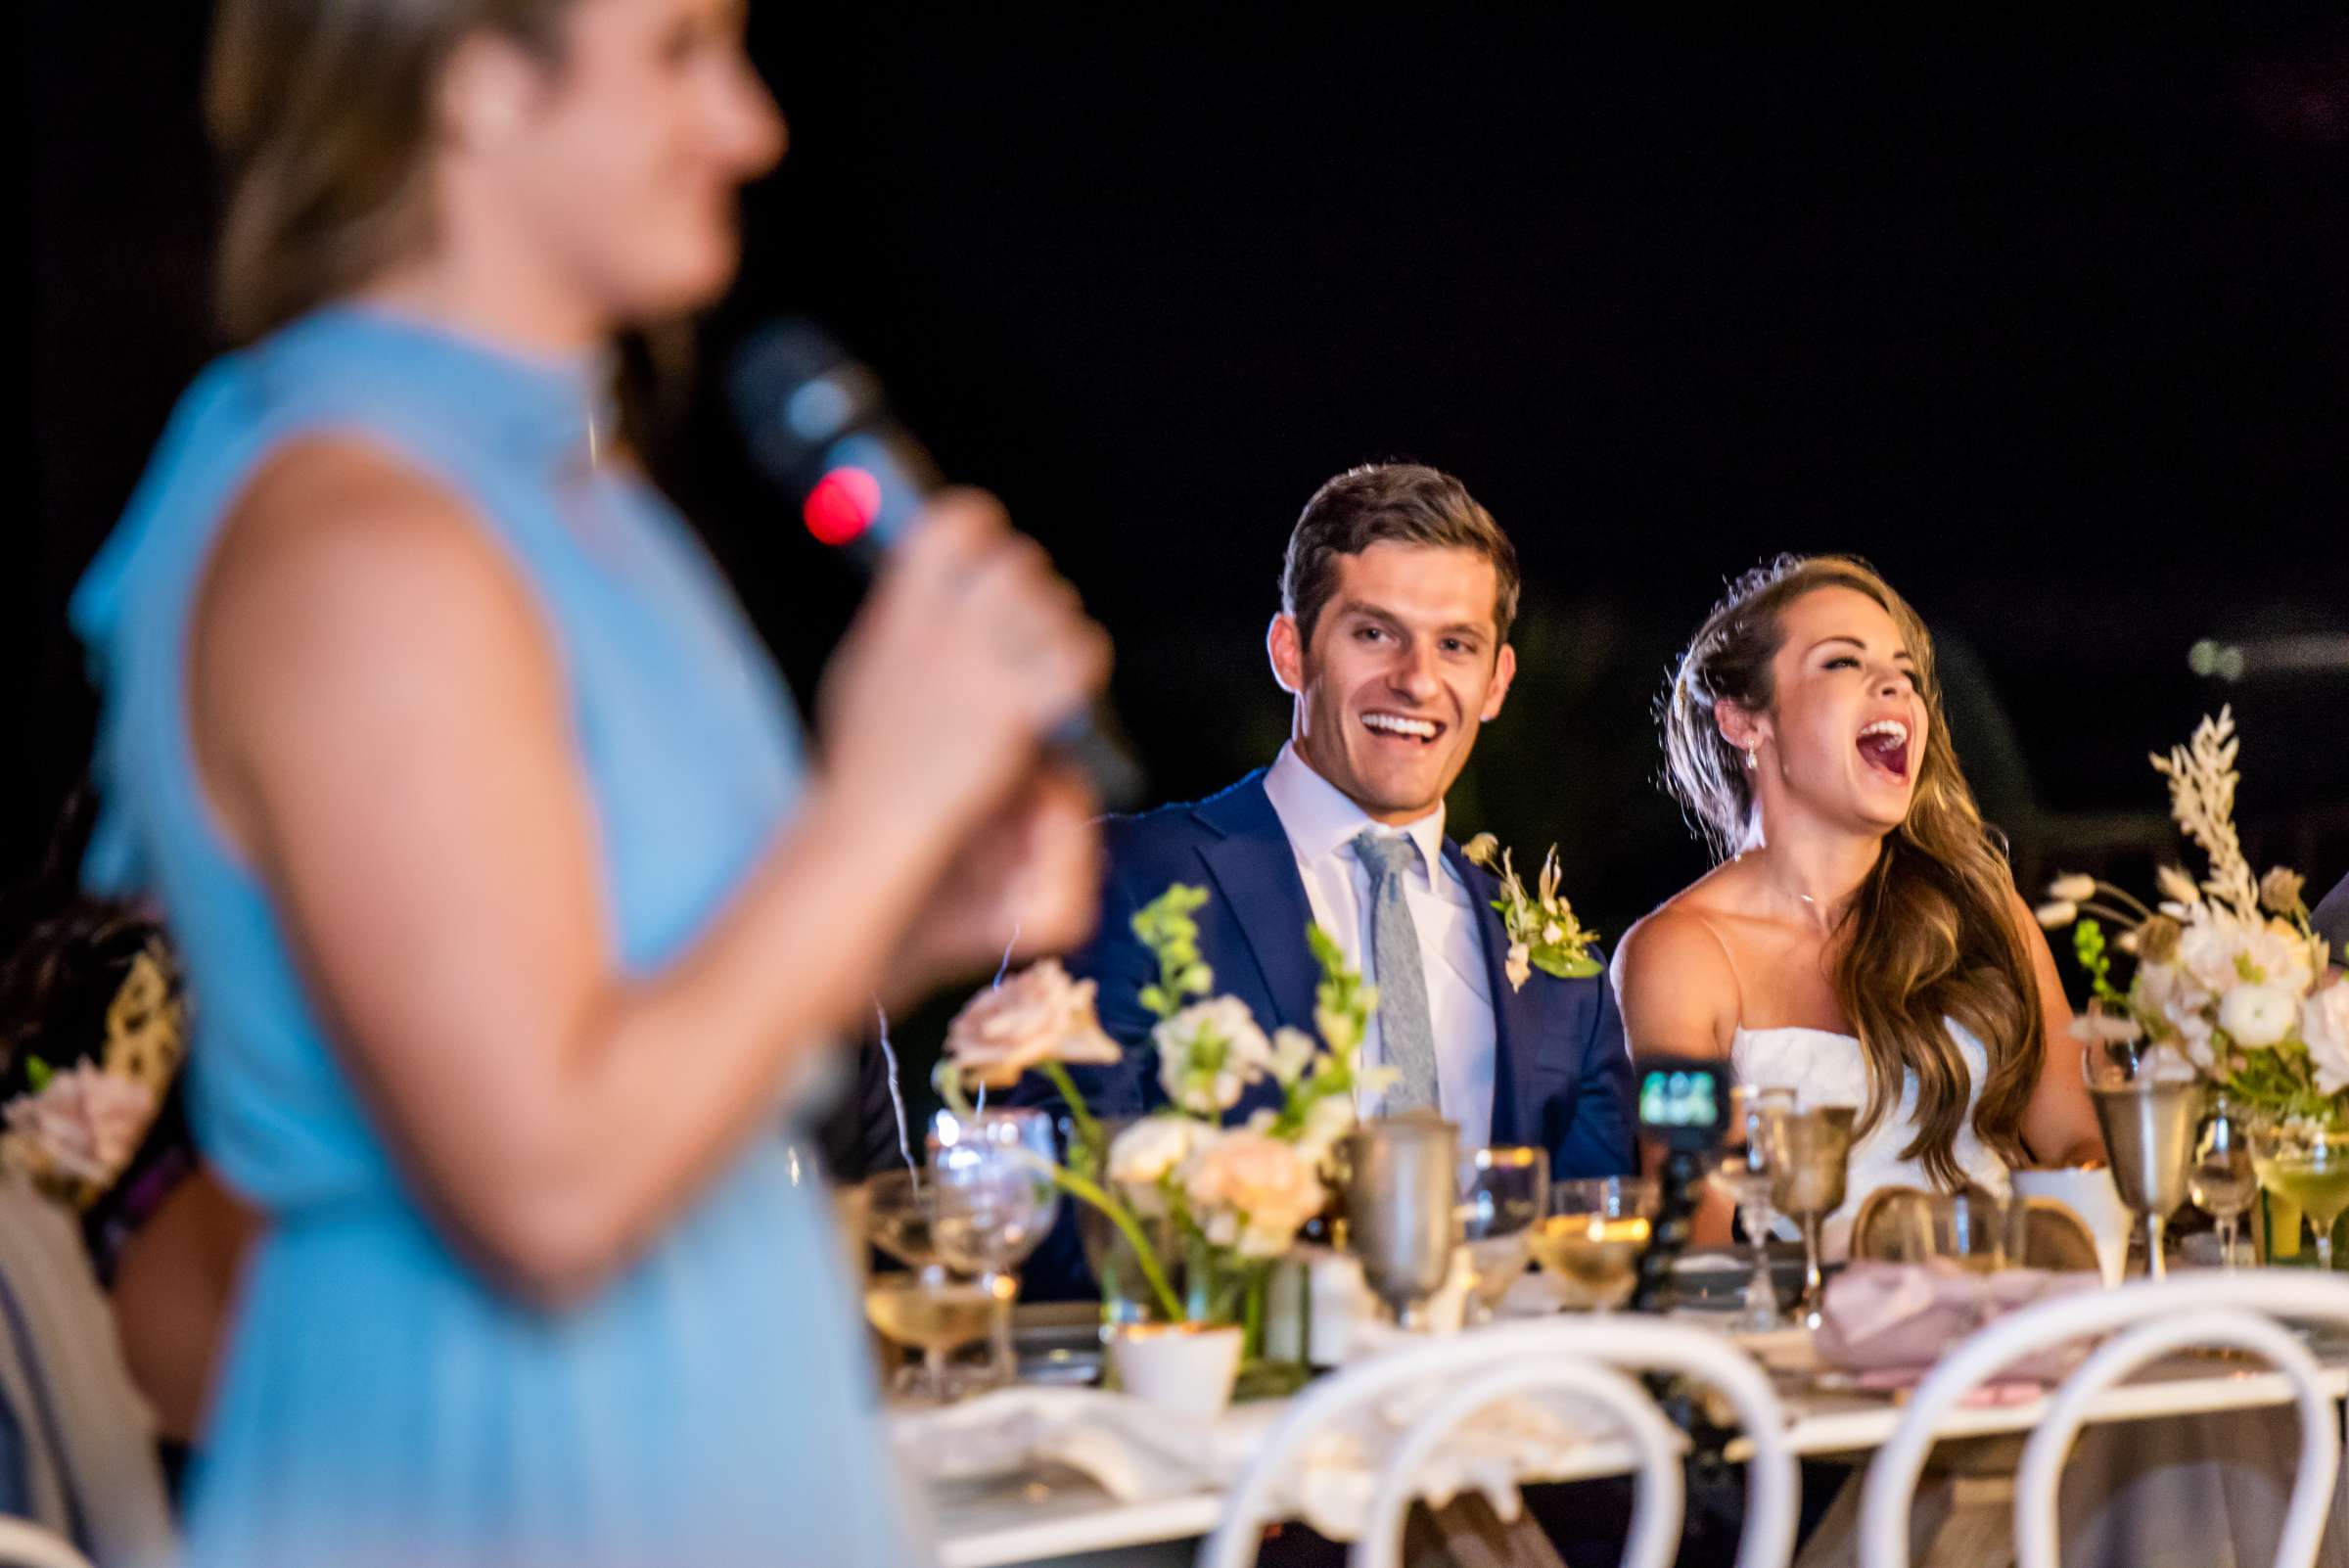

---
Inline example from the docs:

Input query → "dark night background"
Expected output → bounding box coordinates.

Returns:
[23,14,2349,1064]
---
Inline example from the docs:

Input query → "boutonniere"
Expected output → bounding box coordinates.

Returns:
[1462,834,1603,991]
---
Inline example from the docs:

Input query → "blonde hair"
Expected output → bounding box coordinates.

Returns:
[205,0,575,344]
[1662,555,2041,1185]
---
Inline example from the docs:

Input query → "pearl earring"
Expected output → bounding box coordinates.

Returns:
[1742,745,1758,771]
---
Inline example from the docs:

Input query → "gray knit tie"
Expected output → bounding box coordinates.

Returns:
[1352,831,1440,1115]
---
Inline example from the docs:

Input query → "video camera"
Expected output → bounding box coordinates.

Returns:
[1628,1053,1734,1313]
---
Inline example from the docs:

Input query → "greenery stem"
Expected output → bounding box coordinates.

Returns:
[1041,1060,1104,1169]
[1046,1167,1185,1323]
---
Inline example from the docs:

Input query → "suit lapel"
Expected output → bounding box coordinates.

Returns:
[1194,772,1323,1035]
[1447,840,1545,1146]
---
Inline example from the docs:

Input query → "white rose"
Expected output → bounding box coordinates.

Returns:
[2175,909,2252,995]
[2302,986,2349,1096]
[1107,1116,1204,1188]
[2241,918,2318,995]
[1268,1027,1318,1088]
[2164,1001,2219,1072]
[1296,1091,1359,1165]
[1154,996,1274,1115]
[2218,984,2298,1048]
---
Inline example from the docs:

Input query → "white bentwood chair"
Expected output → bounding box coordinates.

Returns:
[1857,1270,2349,1568]
[1197,1316,1799,1568]
[0,1518,95,1568]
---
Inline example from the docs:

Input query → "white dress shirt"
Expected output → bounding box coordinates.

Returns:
[1261,743,1498,1148]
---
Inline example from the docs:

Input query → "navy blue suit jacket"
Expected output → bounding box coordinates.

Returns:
[2314,873,2349,959]
[1015,768,1636,1296]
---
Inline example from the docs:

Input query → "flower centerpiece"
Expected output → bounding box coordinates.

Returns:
[2035,708,2343,1122]
[938,885,1385,1389]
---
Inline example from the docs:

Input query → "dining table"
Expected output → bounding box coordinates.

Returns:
[906,1291,2349,1568]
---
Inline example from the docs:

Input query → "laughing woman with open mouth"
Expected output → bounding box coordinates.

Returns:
[1612,554,2103,1258]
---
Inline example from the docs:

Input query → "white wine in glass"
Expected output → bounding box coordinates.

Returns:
[864,1275,1005,1369]
[1528,1215,1651,1308]
[2188,1107,2255,1269]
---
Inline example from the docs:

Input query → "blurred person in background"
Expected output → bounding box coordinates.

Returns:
[70,1,1107,1564]
[0,796,255,1470]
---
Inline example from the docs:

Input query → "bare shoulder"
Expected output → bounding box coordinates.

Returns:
[201,436,527,633]
[1615,900,1739,992]
[190,437,564,853]
[194,436,550,708]
[1611,899,1740,1058]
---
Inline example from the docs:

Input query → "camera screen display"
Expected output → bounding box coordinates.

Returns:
[1638,1067,1721,1131]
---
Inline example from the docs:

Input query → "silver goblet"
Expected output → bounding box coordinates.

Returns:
[2086,1077,2200,1280]
[1343,1116,1460,1331]
[1762,1105,1858,1327]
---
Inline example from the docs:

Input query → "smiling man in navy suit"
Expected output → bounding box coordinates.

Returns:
[1019,463,1635,1293]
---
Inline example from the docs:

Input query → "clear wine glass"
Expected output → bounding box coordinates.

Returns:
[2251,1124,2349,1271]
[862,1171,997,1402]
[1711,1085,1796,1329]
[1455,1145,1549,1325]
[929,1108,1062,1388]
[1531,1176,1655,1311]
[2189,1100,2256,1270]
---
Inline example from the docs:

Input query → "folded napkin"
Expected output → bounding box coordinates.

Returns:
[892,1340,1628,1543]
[1813,1260,2102,1399]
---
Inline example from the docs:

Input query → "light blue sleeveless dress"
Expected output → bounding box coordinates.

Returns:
[73,305,926,1568]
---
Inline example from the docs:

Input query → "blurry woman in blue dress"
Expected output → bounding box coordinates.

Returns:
[74,1,1106,1563]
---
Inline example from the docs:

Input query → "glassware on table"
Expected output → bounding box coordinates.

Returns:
[1760,1104,1857,1327]
[2251,1125,2349,1272]
[2189,1100,2257,1271]
[1530,1176,1656,1311]
[2009,1166,2132,1286]
[861,1170,998,1402]
[1455,1144,1550,1324]
[1342,1116,1461,1331]
[1711,1085,1797,1330]
[1920,1188,2018,1274]
[2081,1043,2199,1280]
[928,1108,1062,1388]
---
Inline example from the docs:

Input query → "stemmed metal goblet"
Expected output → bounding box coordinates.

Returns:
[1761,1104,1858,1327]
[2082,1044,2199,1280]
[1343,1116,1461,1331]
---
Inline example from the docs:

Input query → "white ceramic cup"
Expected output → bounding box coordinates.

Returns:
[2011,1167,2133,1286]
[1108,1323,1244,1417]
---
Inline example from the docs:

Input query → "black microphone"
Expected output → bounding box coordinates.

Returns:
[727,320,1143,808]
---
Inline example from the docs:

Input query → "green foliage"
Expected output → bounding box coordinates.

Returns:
[2071,918,2130,1010]
[1132,884,1215,1021]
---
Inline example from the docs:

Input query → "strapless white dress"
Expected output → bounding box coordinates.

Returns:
[1730,1020,2009,1260]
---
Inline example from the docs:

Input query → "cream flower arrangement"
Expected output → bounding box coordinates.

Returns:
[2038,709,2343,1125]
[941,884,1379,1341]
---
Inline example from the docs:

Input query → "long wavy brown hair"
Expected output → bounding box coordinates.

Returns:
[1661,555,2041,1185]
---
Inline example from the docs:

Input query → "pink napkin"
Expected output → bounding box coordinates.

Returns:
[1813,1260,2103,1401]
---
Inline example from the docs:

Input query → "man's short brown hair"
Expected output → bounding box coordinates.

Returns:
[1280,463,1521,650]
